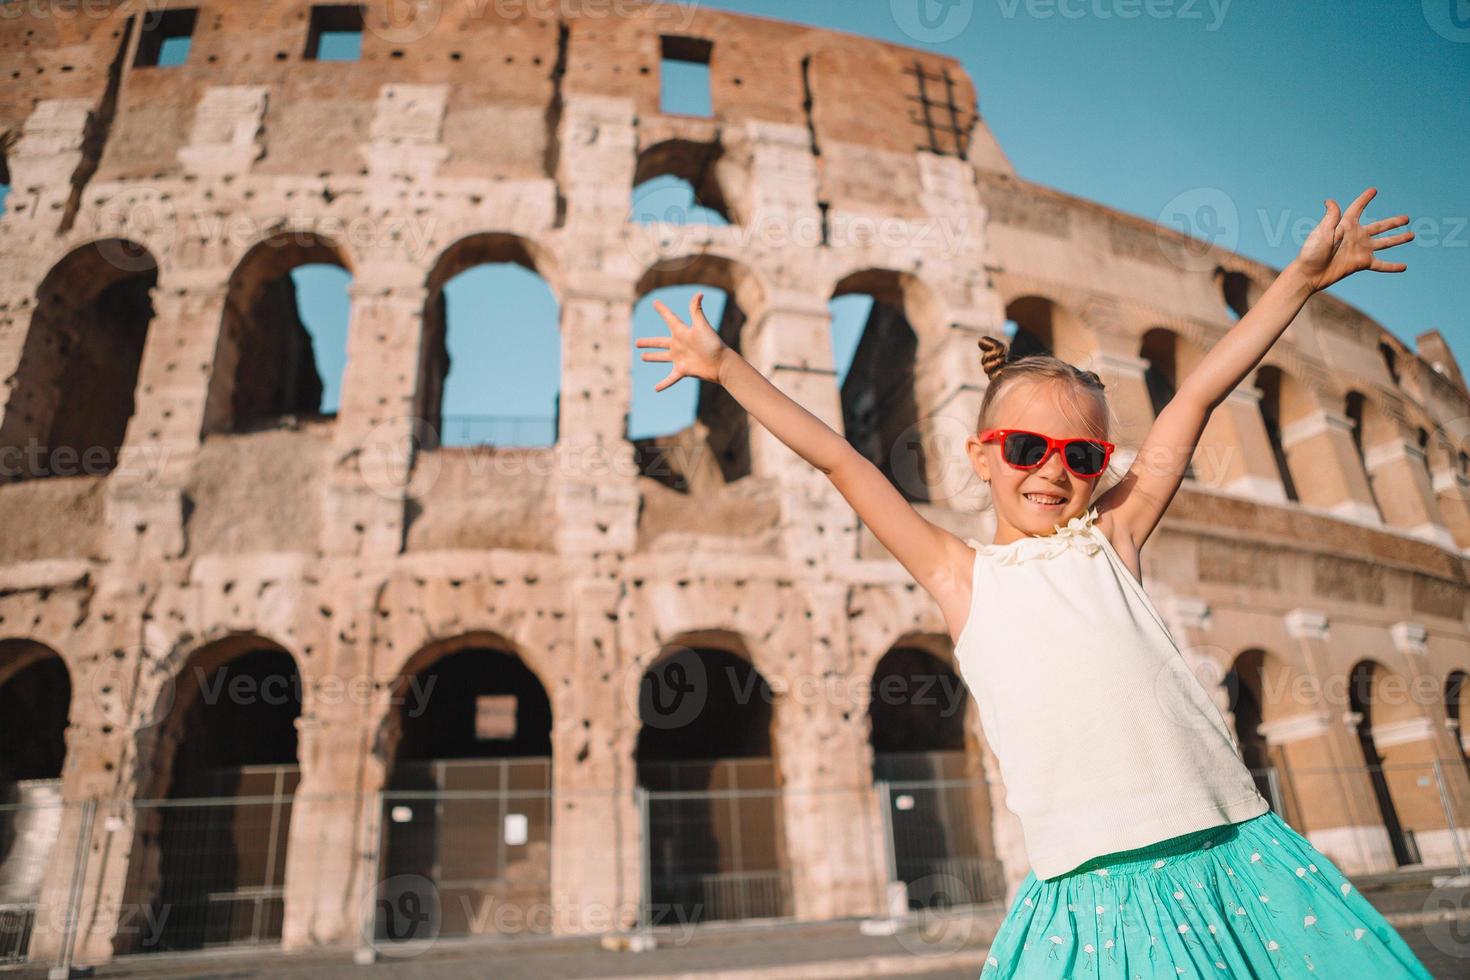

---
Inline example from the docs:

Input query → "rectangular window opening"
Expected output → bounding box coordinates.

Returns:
[306,5,364,62]
[134,8,197,68]
[659,35,713,118]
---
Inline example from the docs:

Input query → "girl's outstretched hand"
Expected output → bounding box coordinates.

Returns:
[636,292,731,392]
[1295,187,1413,292]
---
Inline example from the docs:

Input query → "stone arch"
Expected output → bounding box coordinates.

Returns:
[0,143,10,216]
[1448,670,1470,778]
[1215,266,1264,320]
[0,639,70,784]
[632,138,735,226]
[828,269,940,503]
[1224,648,1310,817]
[633,629,791,922]
[419,233,562,448]
[0,239,159,482]
[1254,364,1321,504]
[632,255,768,483]
[1343,388,1400,521]
[1138,327,1209,481]
[0,639,70,966]
[203,232,353,436]
[1347,658,1431,867]
[117,634,304,954]
[1000,294,1094,363]
[374,631,554,941]
[867,640,997,908]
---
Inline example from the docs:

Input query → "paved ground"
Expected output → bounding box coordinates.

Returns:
[7,875,1468,979]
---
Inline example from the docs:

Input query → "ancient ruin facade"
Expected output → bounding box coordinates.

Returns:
[2,0,1469,967]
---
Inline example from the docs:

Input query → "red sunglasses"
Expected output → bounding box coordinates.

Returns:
[979,428,1115,479]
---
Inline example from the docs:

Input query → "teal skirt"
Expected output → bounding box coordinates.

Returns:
[979,808,1434,978]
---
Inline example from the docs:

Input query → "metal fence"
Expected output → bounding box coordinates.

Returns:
[0,780,64,965]
[373,758,553,945]
[3,759,1470,969]
[636,757,793,927]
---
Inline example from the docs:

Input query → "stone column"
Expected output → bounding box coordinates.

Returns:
[105,280,232,564]
[739,294,859,569]
[769,583,888,921]
[1363,438,1457,548]
[1279,409,1381,525]
[323,273,428,558]
[1429,467,1470,549]
[1282,608,1396,874]
[551,275,640,559]
[1207,386,1290,503]
[549,579,642,934]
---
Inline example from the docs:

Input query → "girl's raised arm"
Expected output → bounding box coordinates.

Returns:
[638,293,971,605]
[1098,187,1414,551]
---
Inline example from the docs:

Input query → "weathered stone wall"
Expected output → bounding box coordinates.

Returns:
[1,0,1468,966]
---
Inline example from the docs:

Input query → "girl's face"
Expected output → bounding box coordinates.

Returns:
[968,379,1109,539]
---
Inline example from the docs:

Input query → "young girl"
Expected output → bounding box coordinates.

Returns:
[638,187,1434,977]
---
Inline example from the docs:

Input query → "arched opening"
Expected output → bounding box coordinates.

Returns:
[1448,671,1470,780]
[1253,366,1303,503]
[631,257,761,490]
[377,641,553,942]
[632,140,732,226]
[1379,342,1400,385]
[1344,390,1387,520]
[0,641,70,966]
[635,644,789,923]
[1001,296,1056,360]
[0,146,10,217]
[868,646,997,908]
[1225,650,1277,807]
[0,240,158,481]
[1349,660,1420,867]
[1217,269,1260,321]
[831,270,929,503]
[421,235,560,448]
[1139,328,1195,482]
[122,641,302,953]
[205,234,351,435]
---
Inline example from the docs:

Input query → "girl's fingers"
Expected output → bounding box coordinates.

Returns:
[651,300,686,331]
[635,336,670,348]
[654,372,681,392]
[1370,231,1414,250]
[1364,215,1410,235]
[641,350,671,362]
[1369,259,1408,273]
[1344,186,1376,222]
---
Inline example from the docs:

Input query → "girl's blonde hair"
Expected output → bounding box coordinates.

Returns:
[975,336,1110,439]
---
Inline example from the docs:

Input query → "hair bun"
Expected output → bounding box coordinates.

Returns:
[977,336,1009,379]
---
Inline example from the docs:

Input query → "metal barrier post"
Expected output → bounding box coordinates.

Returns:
[47,799,95,980]
[1430,759,1469,877]
[353,791,385,965]
[1264,766,1286,815]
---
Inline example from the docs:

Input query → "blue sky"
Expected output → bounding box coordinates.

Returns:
[7,4,1460,444]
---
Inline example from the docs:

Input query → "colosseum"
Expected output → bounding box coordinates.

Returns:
[1,0,1468,970]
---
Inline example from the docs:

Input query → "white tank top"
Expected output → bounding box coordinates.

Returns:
[954,504,1270,880]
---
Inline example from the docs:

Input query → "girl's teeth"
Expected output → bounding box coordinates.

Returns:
[1026,494,1063,504]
